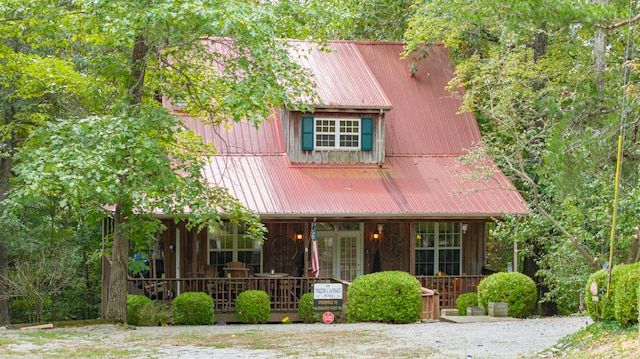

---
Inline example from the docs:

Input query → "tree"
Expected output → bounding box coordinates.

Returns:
[0,0,90,325]
[275,0,412,41]
[404,0,640,310]
[8,0,321,323]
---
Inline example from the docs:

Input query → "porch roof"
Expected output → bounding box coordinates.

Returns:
[201,154,529,219]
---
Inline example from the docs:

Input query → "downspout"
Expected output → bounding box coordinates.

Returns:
[377,109,384,167]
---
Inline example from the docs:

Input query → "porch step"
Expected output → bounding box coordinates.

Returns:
[441,308,459,316]
[466,306,485,316]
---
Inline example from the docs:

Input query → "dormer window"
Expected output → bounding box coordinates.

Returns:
[316,118,359,149]
[301,116,373,151]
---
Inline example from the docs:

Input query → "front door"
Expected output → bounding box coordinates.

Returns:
[316,223,363,281]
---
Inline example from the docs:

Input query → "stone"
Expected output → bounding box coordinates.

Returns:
[488,302,509,317]
[441,308,459,316]
[466,306,485,316]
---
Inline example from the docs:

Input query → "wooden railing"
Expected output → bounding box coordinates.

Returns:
[127,276,344,313]
[126,275,477,315]
[416,275,483,308]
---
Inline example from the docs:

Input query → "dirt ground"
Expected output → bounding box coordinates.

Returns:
[0,316,592,358]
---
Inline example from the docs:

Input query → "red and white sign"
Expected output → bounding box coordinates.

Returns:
[322,311,334,324]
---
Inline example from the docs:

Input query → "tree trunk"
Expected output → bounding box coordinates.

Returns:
[0,108,15,326]
[104,33,149,323]
[105,203,130,323]
[0,242,8,326]
[525,24,556,317]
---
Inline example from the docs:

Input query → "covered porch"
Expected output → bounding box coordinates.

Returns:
[120,272,477,323]
[104,218,490,322]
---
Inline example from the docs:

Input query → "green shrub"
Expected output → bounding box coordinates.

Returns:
[127,295,153,326]
[585,269,611,321]
[298,292,319,323]
[171,292,214,325]
[346,271,422,323]
[477,272,536,318]
[235,290,271,324]
[613,262,640,326]
[456,292,478,316]
[139,302,172,326]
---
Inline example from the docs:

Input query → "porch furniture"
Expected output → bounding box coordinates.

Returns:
[199,264,217,278]
[223,261,250,278]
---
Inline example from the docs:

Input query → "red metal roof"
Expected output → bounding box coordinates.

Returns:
[183,41,529,219]
[202,155,527,218]
[288,41,392,110]
[355,42,482,156]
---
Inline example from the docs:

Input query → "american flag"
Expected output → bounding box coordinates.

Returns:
[311,221,320,278]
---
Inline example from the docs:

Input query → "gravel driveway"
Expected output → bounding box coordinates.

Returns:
[1,316,592,358]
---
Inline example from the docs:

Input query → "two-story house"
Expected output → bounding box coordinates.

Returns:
[119,40,528,321]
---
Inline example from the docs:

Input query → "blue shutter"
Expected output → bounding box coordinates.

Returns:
[361,117,373,151]
[301,116,314,150]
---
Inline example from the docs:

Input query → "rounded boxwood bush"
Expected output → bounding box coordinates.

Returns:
[127,294,153,326]
[613,262,640,326]
[477,272,536,318]
[456,292,478,316]
[235,290,271,324]
[585,269,614,321]
[298,292,319,323]
[346,271,422,323]
[171,292,214,325]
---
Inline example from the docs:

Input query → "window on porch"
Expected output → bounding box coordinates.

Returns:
[415,222,462,276]
[208,223,262,276]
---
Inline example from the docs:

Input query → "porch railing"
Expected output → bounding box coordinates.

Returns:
[126,275,445,320]
[127,276,343,313]
[416,275,483,308]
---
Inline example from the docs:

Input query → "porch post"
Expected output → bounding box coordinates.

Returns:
[176,227,181,294]
[304,222,310,277]
[513,240,518,272]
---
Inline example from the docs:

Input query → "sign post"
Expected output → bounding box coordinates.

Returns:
[313,283,343,323]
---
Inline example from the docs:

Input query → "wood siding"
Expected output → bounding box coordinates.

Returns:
[282,110,384,164]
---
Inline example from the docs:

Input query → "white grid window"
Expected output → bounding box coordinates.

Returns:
[415,222,462,276]
[315,118,360,150]
[209,223,262,276]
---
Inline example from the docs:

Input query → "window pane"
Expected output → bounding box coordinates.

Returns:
[316,119,335,133]
[237,226,260,249]
[238,251,260,275]
[315,222,334,231]
[415,249,434,275]
[316,134,335,147]
[317,235,334,277]
[209,223,233,249]
[438,222,460,247]
[209,251,232,277]
[438,249,461,275]
[416,222,435,247]
[339,120,359,133]
[339,134,358,147]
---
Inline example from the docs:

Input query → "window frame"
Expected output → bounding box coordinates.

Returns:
[314,117,361,151]
[414,222,463,276]
[301,115,373,152]
[208,223,262,275]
